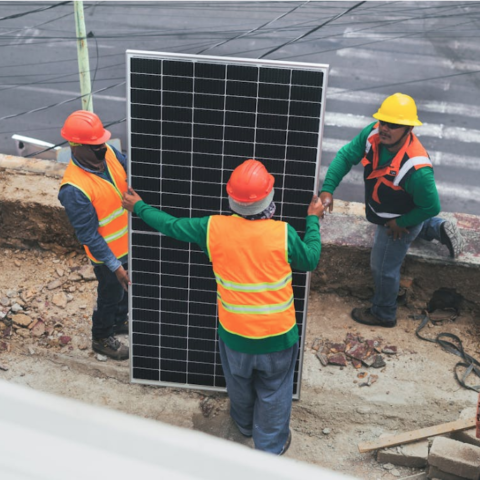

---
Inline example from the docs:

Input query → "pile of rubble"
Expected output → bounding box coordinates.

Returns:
[372,408,480,479]
[312,333,398,386]
[0,248,97,358]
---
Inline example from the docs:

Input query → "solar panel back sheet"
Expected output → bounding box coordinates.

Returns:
[127,50,328,398]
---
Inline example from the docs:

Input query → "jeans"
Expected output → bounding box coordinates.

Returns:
[91,263,128,339]
[218,338,298,454]
[370,216,445,321]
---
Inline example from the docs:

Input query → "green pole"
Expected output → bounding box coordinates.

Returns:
[74,1,93,112]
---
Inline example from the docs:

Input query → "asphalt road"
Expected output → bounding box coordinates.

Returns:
[0,1,479,215]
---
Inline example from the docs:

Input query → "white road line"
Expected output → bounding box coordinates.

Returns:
[328,66,454,92]
[336,47,480,72]
[327,87,480,119]
[325,112,480,144]
[321,138,480,171]
[342,28,480,54]
[318,166,480,203]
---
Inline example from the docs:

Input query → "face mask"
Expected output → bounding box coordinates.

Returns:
[90,145,107,161]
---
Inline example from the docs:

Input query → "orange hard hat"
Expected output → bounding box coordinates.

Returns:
[61,110,111,145]
[226,159,274,203]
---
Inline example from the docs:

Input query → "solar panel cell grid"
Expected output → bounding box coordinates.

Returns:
[128,51,327,396]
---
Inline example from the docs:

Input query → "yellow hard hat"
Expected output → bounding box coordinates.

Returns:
[373,93,423,126]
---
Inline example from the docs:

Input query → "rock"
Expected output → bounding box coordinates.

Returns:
[16,328,30,338]
[6,290,18,298]
[59,336,71,345]
[56,268,64,277]
[96,354,108,362]
[21,287,40,302]
[11,303,23,313]
[383,463,395,470]
[352,359,362,369]
[346,343,369,361]
[356,406,371,415]
[68,273,82,282]
[0,341,10,352]
[328,353,348,366]
[28,346,35,355]
[77,339,89,350]
[52,292,68,309]
[311,338,321,351]
[0,297,10,307]
[316,351,329,366]
[328,342,346,353]
[31,320,46,337]
[372,355,386,368]
[47,279,66,290]
[66,294,74,303]
[14,260,21,267]
[383,346,398,355]
[12,314,32,328]
[78,265,96,281]
[79,305,87,310]
[68,286,76,293]
[0,364,9,371]
[323,428,331,435]
[391,469,400,477]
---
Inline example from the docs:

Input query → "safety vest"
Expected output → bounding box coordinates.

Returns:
[361,122,433,225]
[59,145,128,263]
[207,215,296,340]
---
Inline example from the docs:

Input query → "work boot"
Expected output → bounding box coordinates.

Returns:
[92,335,129,360]
[114,319,129,335]
[351,308,396,328]
[440,221,465,258]
[279,429,292,456]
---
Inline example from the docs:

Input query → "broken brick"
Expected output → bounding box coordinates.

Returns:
[328,353,348,367]
[383,346,398,355]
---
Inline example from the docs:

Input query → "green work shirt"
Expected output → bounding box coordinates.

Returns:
[133,200,321,354]
[321,122,441,228]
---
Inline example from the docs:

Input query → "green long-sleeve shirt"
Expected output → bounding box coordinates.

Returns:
[133,200,321,354]
[321,122,441,228]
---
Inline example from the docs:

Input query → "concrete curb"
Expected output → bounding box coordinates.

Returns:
[1,153,479,305]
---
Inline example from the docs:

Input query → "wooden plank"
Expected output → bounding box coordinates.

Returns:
[358,417,476,453]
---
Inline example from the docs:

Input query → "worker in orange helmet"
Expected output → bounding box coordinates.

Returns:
[58,110,130,360]
[122,159,324,455]
[319,93,464,328]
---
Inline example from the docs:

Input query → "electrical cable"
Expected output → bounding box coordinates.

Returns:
[0,1,71,22]
[196,0,310,54]
[0,82,125,121]
[259,1,367,59]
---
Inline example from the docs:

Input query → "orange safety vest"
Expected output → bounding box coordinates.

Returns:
[59,145,128,263]
[361,122,433,225]
[207,215,296,340]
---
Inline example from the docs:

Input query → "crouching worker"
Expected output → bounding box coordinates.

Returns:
[58,110,130,360]
[122,159,324,454]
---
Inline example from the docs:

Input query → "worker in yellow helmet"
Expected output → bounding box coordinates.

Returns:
[319,93,464,328]
[122,159,325,455]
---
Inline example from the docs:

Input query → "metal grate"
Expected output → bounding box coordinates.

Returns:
[127,50,328,397]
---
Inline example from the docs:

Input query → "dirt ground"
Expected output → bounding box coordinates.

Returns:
[1,246,479,479]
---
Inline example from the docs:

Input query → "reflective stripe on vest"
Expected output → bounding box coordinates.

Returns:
[207,215,296,340]
[393,155,432,186]
[368,203,401,219]
[59,145,128,263]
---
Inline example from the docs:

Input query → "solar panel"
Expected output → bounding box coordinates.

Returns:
[127,50,329,398]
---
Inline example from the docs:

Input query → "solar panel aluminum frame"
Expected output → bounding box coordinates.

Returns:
[127,50,329,399]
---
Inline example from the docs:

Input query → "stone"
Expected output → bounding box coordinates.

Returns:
[66,294,74,303]
[372,355,386,368]
[31,320,46,337]
[328,342,346,353]
[391,470,400,477]
[68,273,82,282]
[316,351,329,366]
[383,463,395,470]
[78,265,96,281]
[311,338,321,351]
[346,343,369,361]
[400,276,414,289]
[351,359,362,369]
[377,434,428,468]
[16,328,30,338]
[0,341,10,351]
[52,292,67,309]
[56,268,64,277]
[398,472,427,479]
[14,260,21,267]
[47,279,64,290]
[427,465,466,480]
[11,303,23,313]
[0,297,10,307]
[328,353,348,367]
[21,287,40,302]
[96,354,107,362]
[12,314,32,328]
[323,428,331,435]
[383,346,398,355]
[59,336,71,345]
[429,436,480,480]
[28,346,35,355]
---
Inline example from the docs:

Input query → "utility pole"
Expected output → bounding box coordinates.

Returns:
[74,1,93,112]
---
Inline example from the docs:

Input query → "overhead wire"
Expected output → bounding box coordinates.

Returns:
[196,0,311,54]
[0,1,71,22]
[259,1,367,59]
